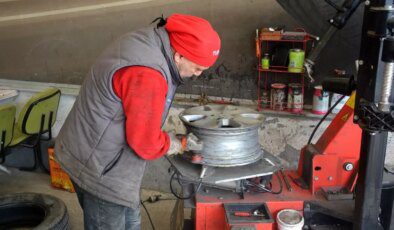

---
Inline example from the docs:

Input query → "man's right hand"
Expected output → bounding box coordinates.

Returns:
[166,132,185,156]
[166,132,203,156]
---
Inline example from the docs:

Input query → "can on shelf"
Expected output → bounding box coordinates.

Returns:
[312,85,329,115]
[271,83,286,110]
[288,49,305,73]
[287,83,303,113]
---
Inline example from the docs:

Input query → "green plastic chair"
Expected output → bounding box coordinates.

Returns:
[0,104,16,163]
[9,87,61,171]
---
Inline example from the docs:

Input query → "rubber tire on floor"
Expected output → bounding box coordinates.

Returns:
[0,193,69,230]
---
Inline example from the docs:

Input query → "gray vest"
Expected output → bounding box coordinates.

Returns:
[55,26,181,208]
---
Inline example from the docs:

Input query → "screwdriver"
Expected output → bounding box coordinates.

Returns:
[233,211,265,217]
[234,212,253,217]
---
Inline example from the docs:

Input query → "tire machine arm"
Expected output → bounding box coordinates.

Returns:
[304,0,362,82]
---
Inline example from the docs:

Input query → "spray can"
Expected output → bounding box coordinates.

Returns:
[261,53,270,69]
[287,83,303,113]
[312,85,329,115]
[271,83,286,110]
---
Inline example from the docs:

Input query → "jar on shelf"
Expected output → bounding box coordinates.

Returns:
[288,83,303,113]
[261,90,270,108]
[261,53,270,69]
[271,83,286,110]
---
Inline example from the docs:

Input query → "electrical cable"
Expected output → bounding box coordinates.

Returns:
[144,195,177,203]
[139,195,177,230]
[308,95,346,144]
[170,171,203,200]
[140,200,155,230]
[152,198,177,201]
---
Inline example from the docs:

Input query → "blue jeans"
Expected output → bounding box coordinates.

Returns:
[72,182,141,230]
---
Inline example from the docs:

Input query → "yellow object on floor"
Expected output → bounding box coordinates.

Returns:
[48,148,75,193]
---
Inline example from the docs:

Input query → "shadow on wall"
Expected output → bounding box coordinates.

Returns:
[0,0,298,100]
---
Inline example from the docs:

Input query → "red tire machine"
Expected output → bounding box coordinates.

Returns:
[169,92,362,229]
[168,0,394,229]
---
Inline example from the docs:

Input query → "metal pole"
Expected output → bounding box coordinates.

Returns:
[355,0,393,228]
[354,131,388,230]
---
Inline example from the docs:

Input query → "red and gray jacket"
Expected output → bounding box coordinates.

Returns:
[55,26,181,208]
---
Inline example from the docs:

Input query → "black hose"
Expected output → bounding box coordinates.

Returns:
[245,171,283,194]
[308,95,346,144]
[141,200,155,230]
[170,172,202,200]
[270,172,283,194]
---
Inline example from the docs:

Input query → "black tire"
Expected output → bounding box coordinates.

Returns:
[0,193,69,230]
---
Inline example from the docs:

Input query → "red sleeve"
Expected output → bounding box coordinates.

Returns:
[112,66,170,160]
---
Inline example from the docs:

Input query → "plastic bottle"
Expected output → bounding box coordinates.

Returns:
[262,53,270,69]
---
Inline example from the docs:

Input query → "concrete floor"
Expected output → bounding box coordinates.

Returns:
[0,167,180,230]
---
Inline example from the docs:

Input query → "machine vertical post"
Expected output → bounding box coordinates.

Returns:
[354,131,388,230]
[354,0,394,228]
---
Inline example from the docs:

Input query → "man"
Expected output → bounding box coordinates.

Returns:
[55,13,220,229]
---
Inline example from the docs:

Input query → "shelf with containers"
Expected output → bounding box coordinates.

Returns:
[256,29,315,113]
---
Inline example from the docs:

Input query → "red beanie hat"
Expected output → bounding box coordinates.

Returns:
[165,14,221,67]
